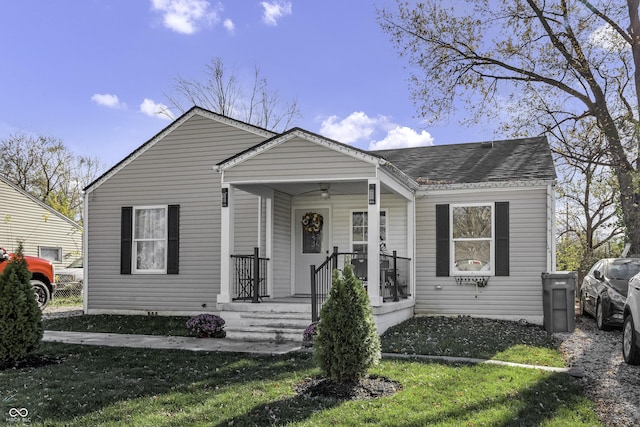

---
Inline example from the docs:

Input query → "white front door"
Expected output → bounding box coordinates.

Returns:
[294,208,330,295]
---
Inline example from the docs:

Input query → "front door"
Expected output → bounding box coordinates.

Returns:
[294,208,330,295]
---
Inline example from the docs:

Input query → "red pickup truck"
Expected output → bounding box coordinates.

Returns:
[0,247,56,309]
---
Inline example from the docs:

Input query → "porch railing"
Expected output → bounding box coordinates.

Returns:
[310,247,411,322]
[231,247,269,302]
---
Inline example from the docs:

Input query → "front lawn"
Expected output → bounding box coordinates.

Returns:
[2,343,598,426]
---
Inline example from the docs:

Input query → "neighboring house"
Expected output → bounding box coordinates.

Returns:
[83,107,556,337]
[0,175,83,268]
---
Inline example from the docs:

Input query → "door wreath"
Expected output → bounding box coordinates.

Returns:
[302,212,323,253]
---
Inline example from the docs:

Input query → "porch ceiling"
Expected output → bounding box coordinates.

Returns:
[236,181,396,197]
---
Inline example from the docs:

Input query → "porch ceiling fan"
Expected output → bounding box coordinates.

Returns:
[301,183,331,199]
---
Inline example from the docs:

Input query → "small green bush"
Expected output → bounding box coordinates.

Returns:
[0,245,43,367]
[314,264,381,382]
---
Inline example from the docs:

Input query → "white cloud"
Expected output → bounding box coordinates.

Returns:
[368,126,434,150]
[319,111,433,150]
[151,0,220,34]
[91,93,125,109]
[140,99,174,120]
[319,111,378,143]
[223,18,234,34]
[261,1,292,26]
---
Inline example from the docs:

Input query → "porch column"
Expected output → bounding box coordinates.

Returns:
[367,179,383,306]
[218,184,234,304]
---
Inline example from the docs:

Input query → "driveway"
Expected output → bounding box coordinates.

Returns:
[555,315,640,426]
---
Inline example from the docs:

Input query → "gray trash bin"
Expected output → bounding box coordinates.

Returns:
[541,272,577,333]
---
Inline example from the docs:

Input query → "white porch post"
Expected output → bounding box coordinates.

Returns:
[218,184,234,304]
[367,179,383,306]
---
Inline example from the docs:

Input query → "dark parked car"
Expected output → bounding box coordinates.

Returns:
[581,258,640,330]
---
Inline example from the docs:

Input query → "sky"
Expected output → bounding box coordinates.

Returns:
[0,0,501,170]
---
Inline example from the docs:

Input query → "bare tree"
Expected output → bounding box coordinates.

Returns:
[379,0,640,253]
[0,133,103,223]
[166,57,301,132]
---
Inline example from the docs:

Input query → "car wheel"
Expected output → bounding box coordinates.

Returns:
[623,315,640,365]
[580,292,589,317]
[31,279,50,309]
[596,299,612,331]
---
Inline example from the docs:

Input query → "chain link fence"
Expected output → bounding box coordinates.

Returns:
[52,274,83,306]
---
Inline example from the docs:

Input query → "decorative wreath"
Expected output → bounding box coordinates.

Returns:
[302,212,323,234]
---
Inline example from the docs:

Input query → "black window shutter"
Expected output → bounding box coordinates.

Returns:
[436,204,450,277]
[120,207,132,275]
[495,202,509,276]
[167,205,180,274]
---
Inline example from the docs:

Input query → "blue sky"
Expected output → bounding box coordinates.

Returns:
[1,1,499,169]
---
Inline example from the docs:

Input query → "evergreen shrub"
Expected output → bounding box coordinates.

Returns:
[0,244,43,367]
[314,263,381,382]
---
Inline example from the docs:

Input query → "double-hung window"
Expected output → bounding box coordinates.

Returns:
[351,211,387,254]
[133,206,167,273]
[436,202,509,277]
[451,204,493,274]
[121,205,180,275]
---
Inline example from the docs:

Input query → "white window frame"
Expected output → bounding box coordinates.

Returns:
[450,203,494,276]
[350,210,387,254]
[132,205,168,274]
[39,246,62,263]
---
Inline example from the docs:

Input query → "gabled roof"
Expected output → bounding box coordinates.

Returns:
[84,106,275,193]
[372,136,556,185]
[0,175,82,229]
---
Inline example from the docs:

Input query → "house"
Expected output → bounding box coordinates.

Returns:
[0,174,82,268]
[83,107,556,339]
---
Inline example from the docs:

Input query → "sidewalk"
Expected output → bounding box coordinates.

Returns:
[43,331,302,355]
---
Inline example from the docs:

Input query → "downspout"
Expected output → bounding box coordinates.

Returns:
[547,183,556,272]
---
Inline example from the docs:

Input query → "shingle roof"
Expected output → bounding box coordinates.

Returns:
[371,136,556,185]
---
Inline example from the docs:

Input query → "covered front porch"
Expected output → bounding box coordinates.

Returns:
[214,130,418,338]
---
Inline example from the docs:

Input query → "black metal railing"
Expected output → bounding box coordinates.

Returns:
[310,247,411,321]
[310,246,340,322]
[231,247,269,302]
[380,251,411,302]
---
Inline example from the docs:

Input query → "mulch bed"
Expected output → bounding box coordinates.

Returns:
[293,374,402,400]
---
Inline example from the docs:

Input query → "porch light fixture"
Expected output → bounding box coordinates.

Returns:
[320,190,330,199]
[368,183,376,205]
[221,187,228,207]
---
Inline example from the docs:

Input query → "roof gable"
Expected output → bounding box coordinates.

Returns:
[84,107,275,193]
[216,127,382,171]
[0,175,82,229]
[373,136,555,185]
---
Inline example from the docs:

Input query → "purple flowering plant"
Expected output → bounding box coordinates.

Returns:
[303,321,318,342]
[186,313,226,338]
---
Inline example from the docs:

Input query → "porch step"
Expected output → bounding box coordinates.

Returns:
[219,300,312,342]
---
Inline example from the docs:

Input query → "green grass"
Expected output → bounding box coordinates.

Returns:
[6,315,598,425]
[2,343,598,426]
[44,314,192,336]
[48,294,83,307]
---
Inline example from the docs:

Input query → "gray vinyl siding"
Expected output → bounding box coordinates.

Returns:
[415,187,549,318]
[85,114,265,313]
[225,137,376,182]
[0,179,82,268]
[272,191,292,297]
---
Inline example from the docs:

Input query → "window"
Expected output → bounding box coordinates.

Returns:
[436,202,509,277]
[133,206,167,273]
[351,211,387,254]
[39,246,62,263]
[121,205,180,275]
[451,204,493,274]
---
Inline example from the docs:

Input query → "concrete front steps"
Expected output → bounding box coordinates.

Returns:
[218,299,313,342]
